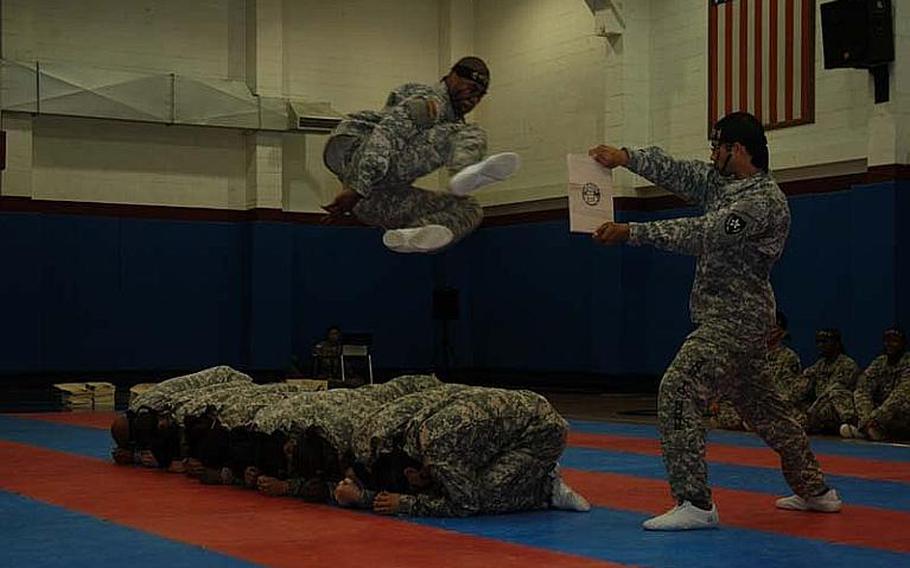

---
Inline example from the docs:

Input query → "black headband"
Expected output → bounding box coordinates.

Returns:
[452,64,489,91]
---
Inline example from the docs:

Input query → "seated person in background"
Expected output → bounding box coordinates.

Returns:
[841,328,910,441]
[708,311,803,430]
[312,326,343,381]
[803,329,860,434]
[769,311,809,423]
[341,384,590,517]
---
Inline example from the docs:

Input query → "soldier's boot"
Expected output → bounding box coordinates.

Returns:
[449,152,521,196]
[642,501,719,531]
[839,423,864,439]
[776,488,842,512]
[549,473,591,512]
[383,224,453,253]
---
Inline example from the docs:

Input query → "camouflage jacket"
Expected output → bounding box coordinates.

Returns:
[195,383,314,430]
[129,366,253,414]
[803,353,860,400]
[769,344,805,405]
[626,147,789,348]
[855,352,910,423]
[354,384,567,517]
[332,82,486,196]
[251,374,441,441]
[169,381,258,424]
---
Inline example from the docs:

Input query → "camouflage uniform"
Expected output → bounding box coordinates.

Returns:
[251,375,441,497]
[312,341,342,380]
[771,345,805,405]
[129,366,253,414]
[854,352,910,439]
[183,382,312,430]
[709,399,745,430]
[803,354,860,433]
[180,383,316,475]
[709,345,803,430]
[353,384,568,517]
[625,146,828,506]
[324,82,485,244]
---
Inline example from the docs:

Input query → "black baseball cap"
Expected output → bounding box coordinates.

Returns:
[711,111,767,147]
[451,56,490,92]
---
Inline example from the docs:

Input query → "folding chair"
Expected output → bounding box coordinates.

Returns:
[340,343,373,384]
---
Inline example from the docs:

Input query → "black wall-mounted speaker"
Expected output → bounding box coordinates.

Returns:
[821,0,894,69]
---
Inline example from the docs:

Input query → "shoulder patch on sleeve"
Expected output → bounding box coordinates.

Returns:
[724,214,746,234]
[403,97,438,128]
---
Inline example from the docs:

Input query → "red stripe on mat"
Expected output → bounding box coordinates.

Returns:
[568,432,910,483]
[18,412,118,429]
[0,440,618,568]
[562,468,910,554]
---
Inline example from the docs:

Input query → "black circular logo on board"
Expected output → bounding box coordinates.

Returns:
[582,183,601,206]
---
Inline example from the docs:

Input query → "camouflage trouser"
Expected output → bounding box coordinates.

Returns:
[806,389,856,434]
[326,114,486,188]
[862,395,910,440]
[709,400,745,430]
[658,337,827,505]
[478,410,568,514]
[352,184,483,244]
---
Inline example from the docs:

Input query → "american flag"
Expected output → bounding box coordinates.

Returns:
[708,0,815,133]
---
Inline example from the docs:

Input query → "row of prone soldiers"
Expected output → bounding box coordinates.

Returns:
[110,366,591,517]
[711,314,910,442]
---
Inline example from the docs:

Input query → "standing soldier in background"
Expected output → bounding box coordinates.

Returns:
[589,111,840,531]
[321,56,520,253]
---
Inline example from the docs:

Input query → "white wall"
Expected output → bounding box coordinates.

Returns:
[280,0,444,212]
[1,0,249,208]
[472,0,607,206]
[475,0,904,200]
[2,0,907,211]
[2,0,245,79]
[31,115,247,208]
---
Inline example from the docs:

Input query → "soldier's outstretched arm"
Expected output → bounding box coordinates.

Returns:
[589,144,716,206]
[628,193,773,255]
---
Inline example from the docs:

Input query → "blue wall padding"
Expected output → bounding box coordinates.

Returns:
[0,180,905,378]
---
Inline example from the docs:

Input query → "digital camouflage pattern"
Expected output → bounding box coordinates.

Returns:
[709,345,803,431]
[325,82,486,243]
[624,147,827,504]
[353,384,567,517]
[855,352,910,437]
[129,366,253,414]
[804,353,859,432]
